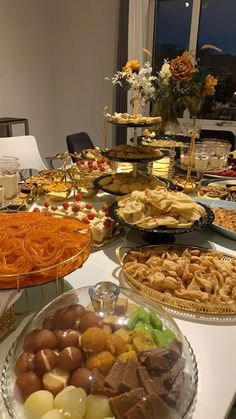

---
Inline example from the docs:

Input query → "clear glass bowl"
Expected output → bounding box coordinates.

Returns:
[0,213,92,289]
[1,283,198,419]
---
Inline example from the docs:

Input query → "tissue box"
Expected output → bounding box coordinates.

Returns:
[0,306,15,339]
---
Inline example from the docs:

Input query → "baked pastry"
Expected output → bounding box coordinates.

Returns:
[97,172,165,195]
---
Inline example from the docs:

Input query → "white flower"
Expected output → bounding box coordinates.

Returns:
[159,60,171,84]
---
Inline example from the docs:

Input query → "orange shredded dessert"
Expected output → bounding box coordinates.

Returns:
[0,212,91,288]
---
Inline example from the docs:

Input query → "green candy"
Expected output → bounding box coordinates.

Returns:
[127,308,140,329]
[127,307,150,330]
[149,311,163,331]
[152,328,176,347]
[135,321,153,337]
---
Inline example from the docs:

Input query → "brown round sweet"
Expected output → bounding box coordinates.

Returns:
[15,352,35,376]
[33,330,58,353]
[77,312,103,333]
[43,367,69,396]
[56,329,80,350]
[15,371,42,402]
[81,327,107,354]
[105,334,126,355]
[34,349,58,375]
[42,316,54,331]
[23,329,41,352]
[69,367,93,394]
[57,346,83,371]
[52,304,85,330]
[86,351,116,375]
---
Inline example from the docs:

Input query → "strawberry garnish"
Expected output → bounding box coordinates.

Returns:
[86,203,93,210]
[103,218,112,228]
[33,207,40,212]
[82,216,90,224]
[62,202,69,210]
[43,200,49,208]
[87,212,95,220]
[72,204,80,213]
[75,193,82,201]
[51,205,58,212]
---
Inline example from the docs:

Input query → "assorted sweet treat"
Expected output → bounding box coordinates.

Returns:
[206,164,236,177]
[212,207,236,232]
[18,182,36,193]
[96,172,166,195]
[25,176,51,185]
[81,148,105,161]
[33,197,116,245]
[115,187,206,229]
[67,160,116,190]
[104,145,163,160]
[39,170,66,182]
[42,182,72,193]
[109,113,162,125]
[141,137,184,148]
[14,301,191,419]
[197,184,230,200]
[0,212,91,288]
[123,246,236,305]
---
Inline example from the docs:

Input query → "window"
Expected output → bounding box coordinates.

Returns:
[152,0,236,122]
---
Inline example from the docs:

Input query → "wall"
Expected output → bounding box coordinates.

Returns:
[0,0,118,157]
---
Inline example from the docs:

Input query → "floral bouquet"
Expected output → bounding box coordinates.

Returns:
[152,51,218,132]
[108,59,157,111]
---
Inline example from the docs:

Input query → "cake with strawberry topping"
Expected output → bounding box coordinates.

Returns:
[33,199,115,244]
[67,159,117,189]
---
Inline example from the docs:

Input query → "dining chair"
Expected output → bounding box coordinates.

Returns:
[0,135,47,173]
[66,132,95,162]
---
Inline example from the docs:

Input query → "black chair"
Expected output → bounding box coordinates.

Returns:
[66,132,95,162]
[200,129,235,150]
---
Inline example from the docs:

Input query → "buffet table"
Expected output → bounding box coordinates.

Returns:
[0,223,235,419]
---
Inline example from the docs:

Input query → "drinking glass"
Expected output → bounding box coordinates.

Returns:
[0,156,20,200]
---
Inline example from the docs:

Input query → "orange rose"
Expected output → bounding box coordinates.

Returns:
[123,60,141,73]
[170,54,195,81]
[205,74,218,96]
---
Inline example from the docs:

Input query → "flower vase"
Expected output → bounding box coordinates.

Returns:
[151,100,179,136]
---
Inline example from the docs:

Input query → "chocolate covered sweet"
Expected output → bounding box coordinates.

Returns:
[124,392,173,419]
[69,367,93,394]
[56,329,80,350]
[24,329,57,353]
[109,388,146,419]
[34,349,58,375]
[78,312,103,333]
[15,371,42,402]
[57,346,83,371]
[15,352,35,376]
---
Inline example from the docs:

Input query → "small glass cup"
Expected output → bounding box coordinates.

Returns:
[0,156,20,200]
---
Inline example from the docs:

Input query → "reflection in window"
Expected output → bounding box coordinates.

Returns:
[196,0,236,120]
[153,0,192,72]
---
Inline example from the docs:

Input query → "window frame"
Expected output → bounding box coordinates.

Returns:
[147,0,236,132]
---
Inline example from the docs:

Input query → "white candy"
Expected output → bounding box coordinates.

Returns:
[54,387,86,419]
[85,395,112,419]
[40,409,64,419]
[24,390,54,419]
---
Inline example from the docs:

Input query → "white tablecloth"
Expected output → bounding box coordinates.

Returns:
[0,225,236,419]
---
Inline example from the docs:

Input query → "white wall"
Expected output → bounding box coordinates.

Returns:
[0,0,118,158]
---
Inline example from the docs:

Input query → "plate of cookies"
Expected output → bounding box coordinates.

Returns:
[93,172,172,196]
[102,145,167,163]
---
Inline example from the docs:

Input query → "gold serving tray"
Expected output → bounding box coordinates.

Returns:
[117,244,236,316]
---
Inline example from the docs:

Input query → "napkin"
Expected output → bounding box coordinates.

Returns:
[0,289,22,316]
